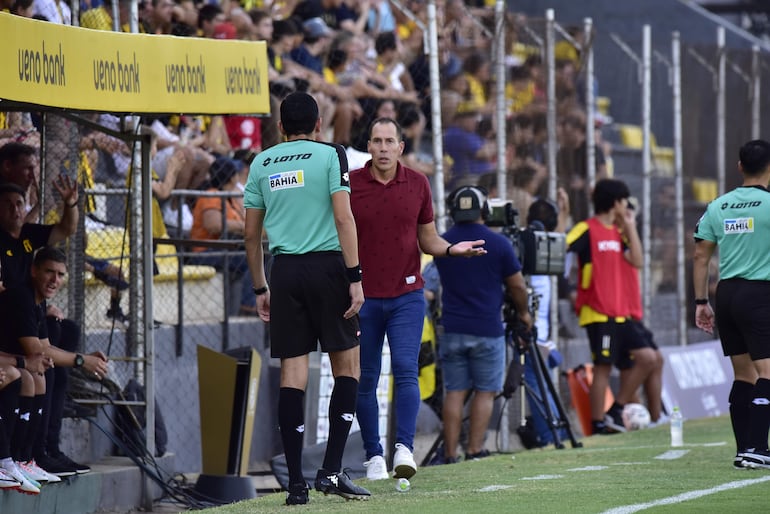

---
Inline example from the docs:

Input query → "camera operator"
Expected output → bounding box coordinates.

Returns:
[434,186,532,463]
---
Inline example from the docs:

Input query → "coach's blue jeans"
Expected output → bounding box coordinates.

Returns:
[357,290,425,460]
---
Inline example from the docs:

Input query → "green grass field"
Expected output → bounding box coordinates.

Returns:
[202,416,769,513]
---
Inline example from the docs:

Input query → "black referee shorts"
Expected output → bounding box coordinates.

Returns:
[269,252,360,359]
[715,278,770,360]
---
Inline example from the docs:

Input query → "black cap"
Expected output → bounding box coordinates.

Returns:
[450,186,486,223]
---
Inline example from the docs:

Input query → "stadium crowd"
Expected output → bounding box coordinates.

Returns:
[0,0,667,500]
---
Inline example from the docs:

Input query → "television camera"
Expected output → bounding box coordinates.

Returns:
[485,199,566,277]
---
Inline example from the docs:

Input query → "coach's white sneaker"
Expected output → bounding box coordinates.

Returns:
[393,443,417,479]
[364,455,389,480]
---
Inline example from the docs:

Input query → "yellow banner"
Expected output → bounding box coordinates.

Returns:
[0,13,269,115]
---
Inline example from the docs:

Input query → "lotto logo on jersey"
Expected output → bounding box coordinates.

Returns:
[269,170,305,191]
[724,217,754,234]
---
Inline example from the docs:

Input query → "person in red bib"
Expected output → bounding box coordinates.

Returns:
[566,179,643,434]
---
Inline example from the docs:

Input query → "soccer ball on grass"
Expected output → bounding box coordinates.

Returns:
[622,403,651,431]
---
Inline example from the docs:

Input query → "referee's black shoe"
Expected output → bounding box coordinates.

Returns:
[314,469,371,500]
[285,482,309,505]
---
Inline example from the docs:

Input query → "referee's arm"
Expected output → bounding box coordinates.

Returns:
[245,208,269,321]
[331,191,364,318]
[693,237,717,334]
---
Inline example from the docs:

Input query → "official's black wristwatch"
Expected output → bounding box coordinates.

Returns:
[74,353,85,368]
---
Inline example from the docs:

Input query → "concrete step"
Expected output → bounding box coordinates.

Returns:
[0,454,175,514]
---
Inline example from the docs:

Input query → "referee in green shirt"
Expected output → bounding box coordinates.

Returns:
[243,92,370,504]
[693,139,770,470]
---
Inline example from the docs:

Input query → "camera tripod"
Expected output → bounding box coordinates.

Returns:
[420,293,580,466]
[507,319,581,450]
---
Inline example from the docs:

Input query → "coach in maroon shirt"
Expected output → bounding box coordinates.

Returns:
[350,117,486,480]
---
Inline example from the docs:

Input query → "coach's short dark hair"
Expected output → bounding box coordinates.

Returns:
[368,117,403,141]
[739,139,770,176]
[280,92,319,136]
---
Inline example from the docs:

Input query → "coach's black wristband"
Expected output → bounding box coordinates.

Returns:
[446,243,457,257]
[346,265,362,283]
[694,298,709,305]
[15,356,25,369]
[252,285,269,295]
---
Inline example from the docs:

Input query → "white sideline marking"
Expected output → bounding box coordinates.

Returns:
[600,476,770,514]
[655,450,690,460]
[520,474,564,480]
[478,485,514,492]
[568,466,608,472]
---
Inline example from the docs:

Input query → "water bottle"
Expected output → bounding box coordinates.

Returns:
[670,407,683,447]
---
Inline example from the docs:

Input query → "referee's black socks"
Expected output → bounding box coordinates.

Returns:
[749,378,770,451]
[729,380,753,453]
[278,387,306,486]
[322,376,358,473]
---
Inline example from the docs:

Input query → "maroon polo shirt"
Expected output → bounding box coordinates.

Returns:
[350,160,434,298]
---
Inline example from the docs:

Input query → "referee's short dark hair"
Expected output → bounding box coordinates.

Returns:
[280,92,319,137]
[739,139,770,175]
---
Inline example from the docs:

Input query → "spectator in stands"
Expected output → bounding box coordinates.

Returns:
[367,0,395,37]
[290,17,334,75]
[443,104,495,191]
[248,8,273,41]
[80,0,140,32]
[189,157,256,316]
[32,0,71,24]
[145,0,176,35]
[443,0,489,60]
[506,65,537,116]
[265,18,305,147]
[557,111,607,224]
[291,0,355,29]
[0,142,41,222]
[10,0,34,17]
[198,3,226,38]
[462,51,494,115]
[146,118,215,233]
[439,67,469,127]
[0,111,40,150]
[374,31,415,94]
[0,183,95,476]
[397,103,433,177]
[84,231,130,324]
[507,163,545,226]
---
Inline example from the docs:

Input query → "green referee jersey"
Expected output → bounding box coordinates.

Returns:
[694,185,770,280]
[243,139,350,255]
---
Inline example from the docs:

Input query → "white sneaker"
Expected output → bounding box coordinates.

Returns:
[393,443,417,479]
[24,459,62,483]
[363,455,389,480]
[1,460,40,494]
[15,460,46,485]
[0,468,20,490]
